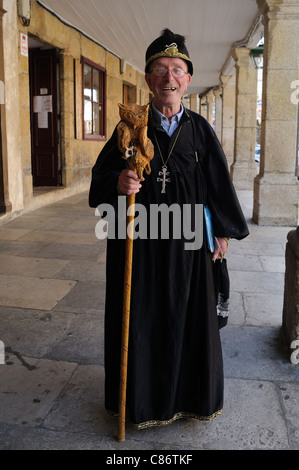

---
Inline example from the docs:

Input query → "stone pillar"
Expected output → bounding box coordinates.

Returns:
[282,227,299,364]
[231,47,258,190]
[253,0,299,226]
[19,25,33,204]
[0,2,11,214]
[60,51,75,188]
[206,92,214,127]
[220,74,236,170]
[2,0,24,214]
[190,93,199,113]
[213,88,222,141]
[200,95,208,120]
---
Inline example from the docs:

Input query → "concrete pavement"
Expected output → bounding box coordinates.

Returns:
[0,189,298,451]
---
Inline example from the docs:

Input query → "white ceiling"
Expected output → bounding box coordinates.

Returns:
[36,0,262,95]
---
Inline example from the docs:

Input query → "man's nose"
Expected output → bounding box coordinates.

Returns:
[164,68,173,79]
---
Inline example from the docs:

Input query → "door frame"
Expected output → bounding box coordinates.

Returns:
[29,40,61,187]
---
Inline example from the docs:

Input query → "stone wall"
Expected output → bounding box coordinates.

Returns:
[9,1,149,213]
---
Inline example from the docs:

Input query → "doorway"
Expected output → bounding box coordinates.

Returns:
[123,83,137,105]
[29,39,61,186]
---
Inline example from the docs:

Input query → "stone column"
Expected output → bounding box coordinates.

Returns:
[282,227,299,364]
[60,51,75,188]
[220,74,236,170]
[200,95,208,120]
[0,2,11,214]
[213,88,222,141]
[253,0,299,226]
[1,0,24,215]
[231,47,258,190]
[190,93,199,113]
[206,92,214,127]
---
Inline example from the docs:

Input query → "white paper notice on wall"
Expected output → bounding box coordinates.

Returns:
[38,112,48,129]
[43,95,52,112]
[33,95,53,113]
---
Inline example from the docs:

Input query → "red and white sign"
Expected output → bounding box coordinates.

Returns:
[20,33,28,57]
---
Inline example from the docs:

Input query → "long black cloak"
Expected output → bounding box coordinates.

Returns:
[89,106,249,428]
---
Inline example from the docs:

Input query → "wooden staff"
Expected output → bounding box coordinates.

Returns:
[116,104,154,442]
[118,166,136,443]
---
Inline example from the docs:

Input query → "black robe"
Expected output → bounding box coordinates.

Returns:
[89,106,249,429]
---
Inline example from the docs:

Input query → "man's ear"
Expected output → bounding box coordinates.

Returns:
[184,74,191,92]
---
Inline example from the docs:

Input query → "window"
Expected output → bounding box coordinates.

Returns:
[82,58,106,140]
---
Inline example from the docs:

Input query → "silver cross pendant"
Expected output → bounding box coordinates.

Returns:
[157,166,171,194]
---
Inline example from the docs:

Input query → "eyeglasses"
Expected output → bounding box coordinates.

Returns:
[149,66,188,78]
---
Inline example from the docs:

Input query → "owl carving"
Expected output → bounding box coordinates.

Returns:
[117,103,154,180]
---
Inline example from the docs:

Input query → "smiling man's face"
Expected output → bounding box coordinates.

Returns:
[145,57,191,116]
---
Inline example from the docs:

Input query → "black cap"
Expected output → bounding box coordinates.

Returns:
[145,28,193,76]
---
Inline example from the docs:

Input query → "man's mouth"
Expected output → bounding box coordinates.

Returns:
[162,87,176,92]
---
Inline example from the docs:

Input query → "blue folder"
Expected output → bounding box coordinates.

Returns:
[204,206,215,253]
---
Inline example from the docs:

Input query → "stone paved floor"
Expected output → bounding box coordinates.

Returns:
[0,190,298,451]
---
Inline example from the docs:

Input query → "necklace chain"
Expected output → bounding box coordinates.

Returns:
[152,126,182,168]
[152,125,182,193]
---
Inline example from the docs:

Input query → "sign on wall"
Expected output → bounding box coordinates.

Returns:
[20,32,28,57]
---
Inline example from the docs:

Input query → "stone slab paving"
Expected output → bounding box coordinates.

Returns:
[0,274,77,310]
[0,190,298,452]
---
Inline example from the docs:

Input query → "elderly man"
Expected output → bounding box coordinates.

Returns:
[89,29,248,430]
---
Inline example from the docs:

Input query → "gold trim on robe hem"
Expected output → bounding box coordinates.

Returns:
[106,408,223,430]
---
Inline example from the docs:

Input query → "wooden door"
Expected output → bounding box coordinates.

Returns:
[30,49,59,186]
